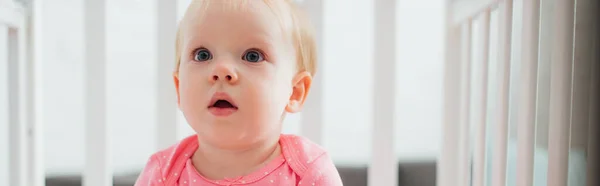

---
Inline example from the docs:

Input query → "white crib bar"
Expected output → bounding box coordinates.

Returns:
[369,0,398,186]
[457,21,472,186]
[491,1,512,186]
[156,0,178,150]
[7,23,28,186]
[516,0,540,185]
[0,3,27,185]
[83,0,111,185]
[472,9,490,186]
[452,0,499,25]
[17,21,30,186]
[547,0,575,185]
[438,1,463,185]
[19,19,32,186]
[0,23,10,186]
[299,0,324,145]
[27,0,46,185]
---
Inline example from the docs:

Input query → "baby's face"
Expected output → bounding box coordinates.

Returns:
[175,0,306,149]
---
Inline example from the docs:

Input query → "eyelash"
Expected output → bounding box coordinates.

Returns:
[193,48,212,62]
[191,48,268,63]
[242,49,266,63]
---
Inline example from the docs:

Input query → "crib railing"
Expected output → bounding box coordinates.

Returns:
[1,0,44,186]
[438,0,598,186]
[2,0,598,186]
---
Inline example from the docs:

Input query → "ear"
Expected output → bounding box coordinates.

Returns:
[286,71,312,113]
[173,71,181,107]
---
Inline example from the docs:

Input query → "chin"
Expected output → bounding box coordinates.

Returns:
[190,116,283,148]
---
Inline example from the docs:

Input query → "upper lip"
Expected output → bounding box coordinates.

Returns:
[208,92,237,108]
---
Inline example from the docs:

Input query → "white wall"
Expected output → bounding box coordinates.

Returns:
[321,0,375,165]
[41,0,85,176]
[0,25,10,186]
[41,0,444,175]
[394,0,444,161]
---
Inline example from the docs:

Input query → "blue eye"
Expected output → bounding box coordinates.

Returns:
[242,50,264,63]
[194,48,212,61]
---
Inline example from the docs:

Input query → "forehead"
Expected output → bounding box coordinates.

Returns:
[180,0,293,43]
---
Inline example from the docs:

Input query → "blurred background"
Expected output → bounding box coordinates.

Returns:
[0,0,598,186]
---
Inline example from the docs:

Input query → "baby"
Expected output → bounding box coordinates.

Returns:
[134,0,342,185]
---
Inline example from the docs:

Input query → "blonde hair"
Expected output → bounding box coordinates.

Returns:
[174,0,318,76]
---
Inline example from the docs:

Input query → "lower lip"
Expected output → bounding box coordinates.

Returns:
[208,107,237,117]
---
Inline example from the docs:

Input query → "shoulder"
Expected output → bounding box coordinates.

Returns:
[280,134,326,172]
[134,135,199,186]
[280,134,343,185]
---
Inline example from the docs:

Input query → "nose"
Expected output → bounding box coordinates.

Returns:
[209,62,239,84]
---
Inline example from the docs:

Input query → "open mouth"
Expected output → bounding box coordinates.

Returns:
[210,100,237,109]
[207,92,238,110]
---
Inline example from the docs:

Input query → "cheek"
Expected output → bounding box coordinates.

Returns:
[242,75,288,115]
[242,87,285,130]
[260,74,293,109]
[178,68,208,111]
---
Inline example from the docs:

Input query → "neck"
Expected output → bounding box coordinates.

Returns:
[191,136,281,180]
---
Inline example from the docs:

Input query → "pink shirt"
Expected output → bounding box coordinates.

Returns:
[135,134,343,186]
